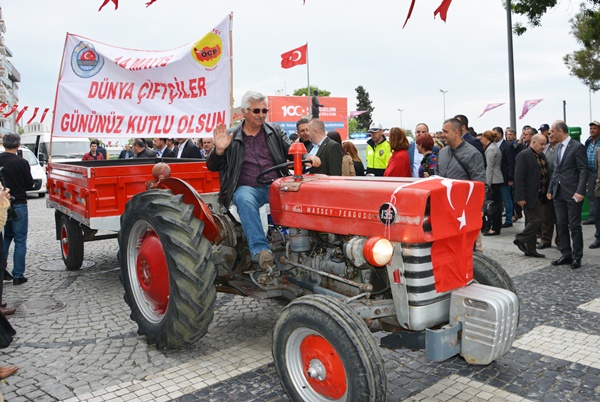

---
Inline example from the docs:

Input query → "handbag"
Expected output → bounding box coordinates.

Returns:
[0,312,16,349]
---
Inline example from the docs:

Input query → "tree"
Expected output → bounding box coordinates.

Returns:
[355,85,374,132]
[293,86,331,96]
[564,10,600,91]
[348,118,358,134]
[512,0,600,35]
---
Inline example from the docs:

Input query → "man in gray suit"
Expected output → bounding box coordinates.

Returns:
[513,134,548,258]
[547,120,589,269]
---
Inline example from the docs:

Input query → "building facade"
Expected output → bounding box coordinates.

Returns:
[0,7,21,136]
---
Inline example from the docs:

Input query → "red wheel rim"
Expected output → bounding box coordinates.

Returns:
[61,224,69,258]
[136,231,170,315]
[300,334,347,399]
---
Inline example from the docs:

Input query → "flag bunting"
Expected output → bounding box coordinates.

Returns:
[519,99,543,120]
[478,102,505,118]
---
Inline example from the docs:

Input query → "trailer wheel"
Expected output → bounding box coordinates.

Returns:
[473,253,516,294]
[273,295,386,402]
[59,214,84,271]
[119,189,216,349]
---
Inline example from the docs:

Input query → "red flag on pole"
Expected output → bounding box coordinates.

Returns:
[434,0,454,22]
[98,0,118,11]
[281,44,307,69]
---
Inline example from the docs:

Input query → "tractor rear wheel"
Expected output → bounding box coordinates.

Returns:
[473,253,516,294]
[273,295,386,402]
[59,214,84,271]
[119,190,216,349]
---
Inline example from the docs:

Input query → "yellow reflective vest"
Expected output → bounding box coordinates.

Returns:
[366,138,392,176]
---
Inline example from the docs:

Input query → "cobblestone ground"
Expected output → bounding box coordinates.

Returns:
[0,196,599,401]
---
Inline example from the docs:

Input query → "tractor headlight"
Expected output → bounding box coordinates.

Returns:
[363,236,394,267]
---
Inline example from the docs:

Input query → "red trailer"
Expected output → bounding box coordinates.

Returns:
[46,158,220,270]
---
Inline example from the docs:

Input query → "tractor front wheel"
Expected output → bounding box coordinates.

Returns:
[473,252,517,294]
[273,295,387,402]
[119,190,216,349]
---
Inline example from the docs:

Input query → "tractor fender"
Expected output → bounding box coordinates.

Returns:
[155,177,219,242]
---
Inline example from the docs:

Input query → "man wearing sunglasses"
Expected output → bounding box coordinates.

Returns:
[208,91,321,273]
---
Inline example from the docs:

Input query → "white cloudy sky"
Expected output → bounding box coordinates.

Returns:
[2,0,598,142]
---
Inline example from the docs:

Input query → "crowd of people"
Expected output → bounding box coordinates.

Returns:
[81,137,216,160]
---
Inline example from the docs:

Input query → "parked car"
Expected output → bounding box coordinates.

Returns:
[0,146,47,198]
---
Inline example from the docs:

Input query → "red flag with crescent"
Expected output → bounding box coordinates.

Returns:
[281,44,307,69]
[40,108,50,123]
[26,107,40,125]
[3,104,18,118]
[15,106,28,124]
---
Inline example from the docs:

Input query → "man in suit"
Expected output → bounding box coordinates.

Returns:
[176,138,202,158]
[296,118,313,153]
[307,118,343,175]
[493,127,516,228]
[513,134,548,258]
[591,147,600,249]
[153,138,176,158]
[547,120,589,269]
[538,125,560,250]
[132,138,157,158]
[118,144,133,159]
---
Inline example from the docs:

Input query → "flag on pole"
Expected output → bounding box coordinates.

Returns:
[344,111,366,119]
[281,44,307,69]
[519,99,543,120]
[478,102,505,118]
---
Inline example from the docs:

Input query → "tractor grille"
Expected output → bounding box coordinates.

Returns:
[402,243,451,307]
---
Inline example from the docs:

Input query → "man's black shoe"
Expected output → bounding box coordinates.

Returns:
[537,242,551,250]
[13,277,28,285]
[589,240,600,249]
[551,256,573,266]
[571,259,582,269]
[502,222,513,228]
[513,239,531,256]
[3,269,12,281]
[582,219,594,225]
[529,251,545,258]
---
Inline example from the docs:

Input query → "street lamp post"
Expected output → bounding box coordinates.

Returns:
[439,89,448,120]
[397,108,404,128]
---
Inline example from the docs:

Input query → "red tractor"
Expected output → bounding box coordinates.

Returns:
[118,150,519,402]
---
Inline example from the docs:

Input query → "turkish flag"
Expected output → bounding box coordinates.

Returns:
[281,44,307,69]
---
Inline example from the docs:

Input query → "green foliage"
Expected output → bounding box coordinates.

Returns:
[355,85,374,132]
[293,86,331,96]
[512,0,600,35]
[348,118,358,134]
[564,8,600,91]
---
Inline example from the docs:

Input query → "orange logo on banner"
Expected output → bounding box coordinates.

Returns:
[192,32,223,68]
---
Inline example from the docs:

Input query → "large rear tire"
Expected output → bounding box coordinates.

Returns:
[59,214,84,271]
[473,253,517,294]
[119,190,217,349]
[273,295,387,402]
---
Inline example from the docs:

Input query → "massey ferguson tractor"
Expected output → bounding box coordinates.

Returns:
[117,144,519,402]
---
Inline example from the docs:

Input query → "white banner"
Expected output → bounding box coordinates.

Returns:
[52,15,231,139]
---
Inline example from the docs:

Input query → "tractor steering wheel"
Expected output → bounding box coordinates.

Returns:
[256,159,313,184]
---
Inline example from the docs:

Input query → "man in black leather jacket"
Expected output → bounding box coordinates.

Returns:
[207,91,320,271]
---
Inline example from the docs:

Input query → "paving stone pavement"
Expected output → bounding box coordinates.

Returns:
[0,197,599,401]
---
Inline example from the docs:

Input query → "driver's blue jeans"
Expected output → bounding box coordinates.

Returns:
[232,185,270,260]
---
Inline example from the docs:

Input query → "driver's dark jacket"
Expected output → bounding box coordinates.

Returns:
[207,121,294,207]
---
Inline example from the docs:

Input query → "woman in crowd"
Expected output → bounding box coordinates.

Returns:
[383,127,411,177]
[480,130,504,236]
[416,133,438,178]
[342,141,365,176]
[327,131,355,176]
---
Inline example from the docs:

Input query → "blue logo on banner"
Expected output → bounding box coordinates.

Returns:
[71,41,104,78]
